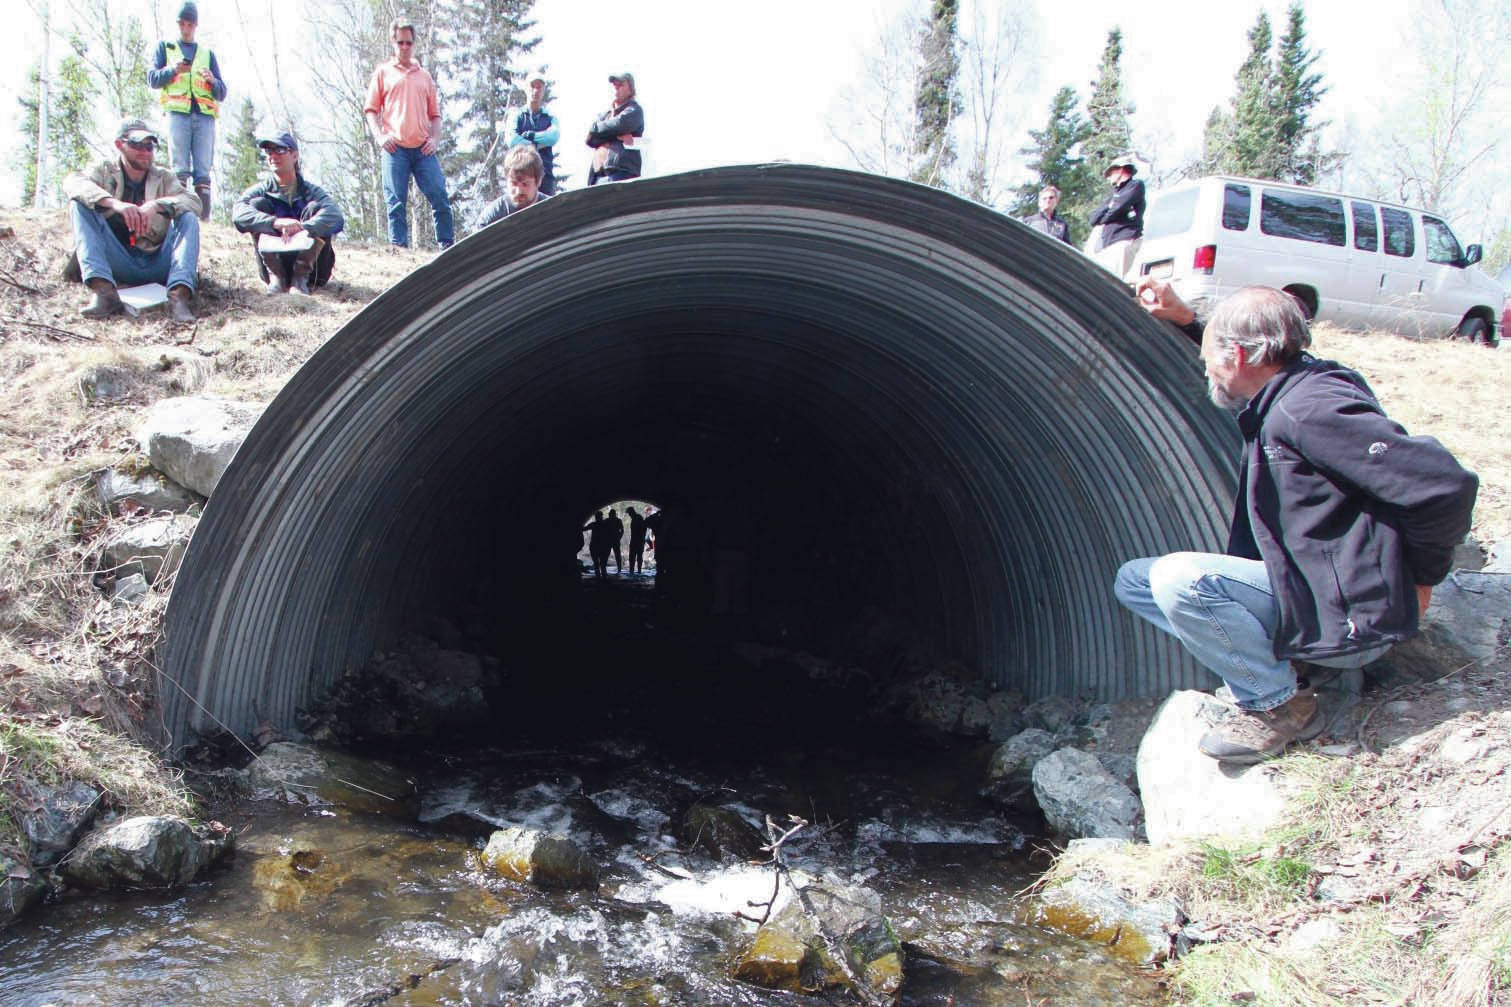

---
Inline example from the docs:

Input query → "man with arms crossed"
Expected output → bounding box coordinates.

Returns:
[1115,280,1477,764]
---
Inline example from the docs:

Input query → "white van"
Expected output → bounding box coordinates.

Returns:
[1132,176,1502,344]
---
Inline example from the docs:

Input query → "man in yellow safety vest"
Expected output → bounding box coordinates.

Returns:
[148,2,226,221]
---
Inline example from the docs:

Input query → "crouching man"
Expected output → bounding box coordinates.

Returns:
[62,118,201,322]
[473,145,550,229]
[1115,281,1478,765]
[232,132,344,295]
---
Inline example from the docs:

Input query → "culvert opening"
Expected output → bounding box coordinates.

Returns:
[160,164,1238,760]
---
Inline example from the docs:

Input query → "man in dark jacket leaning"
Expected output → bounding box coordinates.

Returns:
[1115,282,1477,765]
[232,132,344,295]
[586,71,643,185]
[1088,155,1144,280]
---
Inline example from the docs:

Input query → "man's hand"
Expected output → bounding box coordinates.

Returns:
[175,59,191,76]
[1135,277,1196,326]
[420,136,437,156]
[617,133,635,145]
[273,217,305,238]
[1416,584,1433,614]
[106,198,158,237]
[376,132,398,153]
[521,130,535,142]
[195,68,216,89]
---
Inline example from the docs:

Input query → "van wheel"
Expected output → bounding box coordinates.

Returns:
[1282,287,1317,320]
[1456,317,1496,347]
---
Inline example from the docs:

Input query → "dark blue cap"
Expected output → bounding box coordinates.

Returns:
[257,132,299,152]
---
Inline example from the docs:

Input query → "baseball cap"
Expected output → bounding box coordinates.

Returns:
[608,72,635,90]
[117,118,159,143]
[257,132,299,152]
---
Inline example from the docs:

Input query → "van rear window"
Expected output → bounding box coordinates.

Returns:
[1260,190,1345,246]
[1381,208,1415,257]
[1143,188,1199,241]
[1351,202,1378,252]
[1222,185,1251,230]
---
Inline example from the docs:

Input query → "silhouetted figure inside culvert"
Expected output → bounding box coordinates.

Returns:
[583,509,609,579]
[644,507,662,571]
[627,506,647,574]
[607,507,625,573]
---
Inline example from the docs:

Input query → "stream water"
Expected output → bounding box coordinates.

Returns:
[0,577,1165,1006]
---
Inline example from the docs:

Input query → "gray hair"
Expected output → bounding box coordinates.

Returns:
[1205,286,1311,366]
[1039,185,1060,198]
[390,17,416,39]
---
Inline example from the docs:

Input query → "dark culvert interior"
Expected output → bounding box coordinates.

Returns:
[160,164,1238,757]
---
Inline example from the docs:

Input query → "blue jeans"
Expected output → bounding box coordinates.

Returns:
[167,110,216,186]
[1114,553,1388,712]
[381,145,454,247]
[71,202,199,292]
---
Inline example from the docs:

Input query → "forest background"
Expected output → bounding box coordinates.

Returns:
[5,0,1510,270]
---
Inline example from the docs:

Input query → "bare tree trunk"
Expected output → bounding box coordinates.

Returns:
[34,0,51,208]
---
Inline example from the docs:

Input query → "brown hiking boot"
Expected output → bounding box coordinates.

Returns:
[260,252,288,294]
[1198,690,1324,765]
[167,284,196,323]
[288,238,324,296]
[80,278,123,319]
[195,183,212,222]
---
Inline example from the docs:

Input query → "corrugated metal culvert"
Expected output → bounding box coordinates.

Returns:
[158,164,1238,753]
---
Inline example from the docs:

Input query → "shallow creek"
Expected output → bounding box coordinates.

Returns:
[0,727,1163,1006]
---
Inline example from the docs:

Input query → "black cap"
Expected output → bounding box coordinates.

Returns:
[177,2,199,23]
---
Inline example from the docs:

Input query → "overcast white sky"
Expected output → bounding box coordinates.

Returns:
[9,0,1500,240]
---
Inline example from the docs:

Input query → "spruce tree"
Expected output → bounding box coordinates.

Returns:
[1197,105,1233,176]
[1010,86,1097,245]
[222,98,264,213]
[912,0,961,188]
[49,46,96,190]
[1083,28,1133,177]
[1272,2,1332,184]
[1227,10,1280,179]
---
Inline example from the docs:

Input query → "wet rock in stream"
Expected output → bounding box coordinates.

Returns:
[734,879,903,999]
[481,826,600,890]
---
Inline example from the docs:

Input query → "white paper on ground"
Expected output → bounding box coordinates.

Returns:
[118,282,168,317]
[258,231,315,253]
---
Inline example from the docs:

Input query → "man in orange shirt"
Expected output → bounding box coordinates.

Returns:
[363,18,454,249]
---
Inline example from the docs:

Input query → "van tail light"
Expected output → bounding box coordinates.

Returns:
[1193,245,1216,274]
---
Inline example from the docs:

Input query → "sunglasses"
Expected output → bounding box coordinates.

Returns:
[262,145,292,155]
[123,138,157,150]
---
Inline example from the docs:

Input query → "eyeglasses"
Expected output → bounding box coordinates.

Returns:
[262,145,292,155]
[123,138,157,151]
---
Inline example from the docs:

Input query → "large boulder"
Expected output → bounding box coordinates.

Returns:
[480,827,599,890]
[99,514,195,583]
[1032,747,1143,841]
[1136,691,1286,845]
[733,879,902,999]
[1388,571,1511,681]
[137,396,261,497]
[243,742,418,817]
[987,728,1060,786]
[1,851,47,928]
[59,816,233,890]
[95,466,201,516]
[19,780,102,868]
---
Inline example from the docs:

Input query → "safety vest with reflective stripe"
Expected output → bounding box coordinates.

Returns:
[160,42,219,117]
